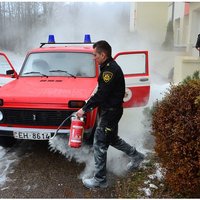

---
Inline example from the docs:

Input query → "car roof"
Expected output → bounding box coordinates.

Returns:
[29,46,94,54]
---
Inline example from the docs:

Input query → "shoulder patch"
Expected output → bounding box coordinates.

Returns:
[102,71,113,83]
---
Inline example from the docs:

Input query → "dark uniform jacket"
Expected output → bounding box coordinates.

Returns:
[196,34,200,49]
[82,57,125,113]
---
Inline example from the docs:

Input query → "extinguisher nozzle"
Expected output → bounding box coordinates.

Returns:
[71,112,77,117]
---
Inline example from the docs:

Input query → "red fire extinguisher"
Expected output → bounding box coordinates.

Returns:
[68,116,84,148]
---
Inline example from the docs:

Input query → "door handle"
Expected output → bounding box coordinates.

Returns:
[139,78,149,82]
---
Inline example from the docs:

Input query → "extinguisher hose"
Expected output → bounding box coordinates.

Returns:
[50,113,75,140]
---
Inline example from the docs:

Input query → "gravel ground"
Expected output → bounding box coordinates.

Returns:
[0,140,121,198]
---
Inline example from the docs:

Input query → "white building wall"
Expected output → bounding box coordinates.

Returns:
[130,2,168,47]
[174,2,184,19]
[173,3,200,83]
[187,4,200,56]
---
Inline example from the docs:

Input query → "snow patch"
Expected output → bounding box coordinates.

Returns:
[148,163,165,181]
[141,187,151,197]
[141,162,165,198]
[149,183,158,189]
[0,146,18,187]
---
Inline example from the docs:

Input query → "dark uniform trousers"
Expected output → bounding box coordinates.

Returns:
[93,107,136,182]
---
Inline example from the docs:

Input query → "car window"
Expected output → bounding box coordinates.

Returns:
[20,52,96,77]
[0,55,12,75]
[115,53,146,75]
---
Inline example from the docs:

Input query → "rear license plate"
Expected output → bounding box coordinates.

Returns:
[13,131,52,140]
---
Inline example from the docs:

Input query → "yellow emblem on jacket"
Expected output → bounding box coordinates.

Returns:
[102,71,113,83]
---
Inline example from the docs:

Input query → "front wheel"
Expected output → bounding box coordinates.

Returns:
[0,136,17,148]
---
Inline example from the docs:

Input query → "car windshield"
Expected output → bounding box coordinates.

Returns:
[20,52,96,77]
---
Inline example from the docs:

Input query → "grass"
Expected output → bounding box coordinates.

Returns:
[111,152,176,198]
[80,152,200,198]
[83,152,165,198]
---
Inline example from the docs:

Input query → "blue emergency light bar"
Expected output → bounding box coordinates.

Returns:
[40,34,94,48]
[48,35,55,43]
[84,34,91,43]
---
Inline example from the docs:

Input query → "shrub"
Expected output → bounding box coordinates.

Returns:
[152,75,200,196]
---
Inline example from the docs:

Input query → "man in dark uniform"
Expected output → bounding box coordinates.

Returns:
[77,40,144,189]
[195,34,200,56]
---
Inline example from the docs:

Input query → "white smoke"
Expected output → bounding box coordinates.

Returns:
[48,81,170,178]
[45,2,179,179]
[0,146,18,187]
[0,2,184,185]
[28,2,145,53]
[49,136,95,179]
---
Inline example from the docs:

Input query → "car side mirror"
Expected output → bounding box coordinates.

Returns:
[6,69,14,75]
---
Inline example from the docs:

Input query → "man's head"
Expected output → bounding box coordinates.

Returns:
[93,40,112,65]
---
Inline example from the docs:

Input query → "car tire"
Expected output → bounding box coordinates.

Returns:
[0,136,17,148]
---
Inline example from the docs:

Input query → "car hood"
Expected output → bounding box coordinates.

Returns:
[0,77,97,109]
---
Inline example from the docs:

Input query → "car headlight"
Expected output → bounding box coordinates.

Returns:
[0,111,4,121]
[0,99,3,106]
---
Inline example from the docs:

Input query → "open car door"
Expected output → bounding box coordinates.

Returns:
[0,51,18,86]
[114,51,150,108]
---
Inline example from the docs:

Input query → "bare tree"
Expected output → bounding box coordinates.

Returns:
[0,2,55,52]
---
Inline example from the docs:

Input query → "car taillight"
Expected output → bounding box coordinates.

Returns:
[68,100,85,108]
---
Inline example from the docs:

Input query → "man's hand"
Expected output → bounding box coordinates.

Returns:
[76,108,85,118]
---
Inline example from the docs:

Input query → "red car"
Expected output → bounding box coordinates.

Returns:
[0,35,150,145]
